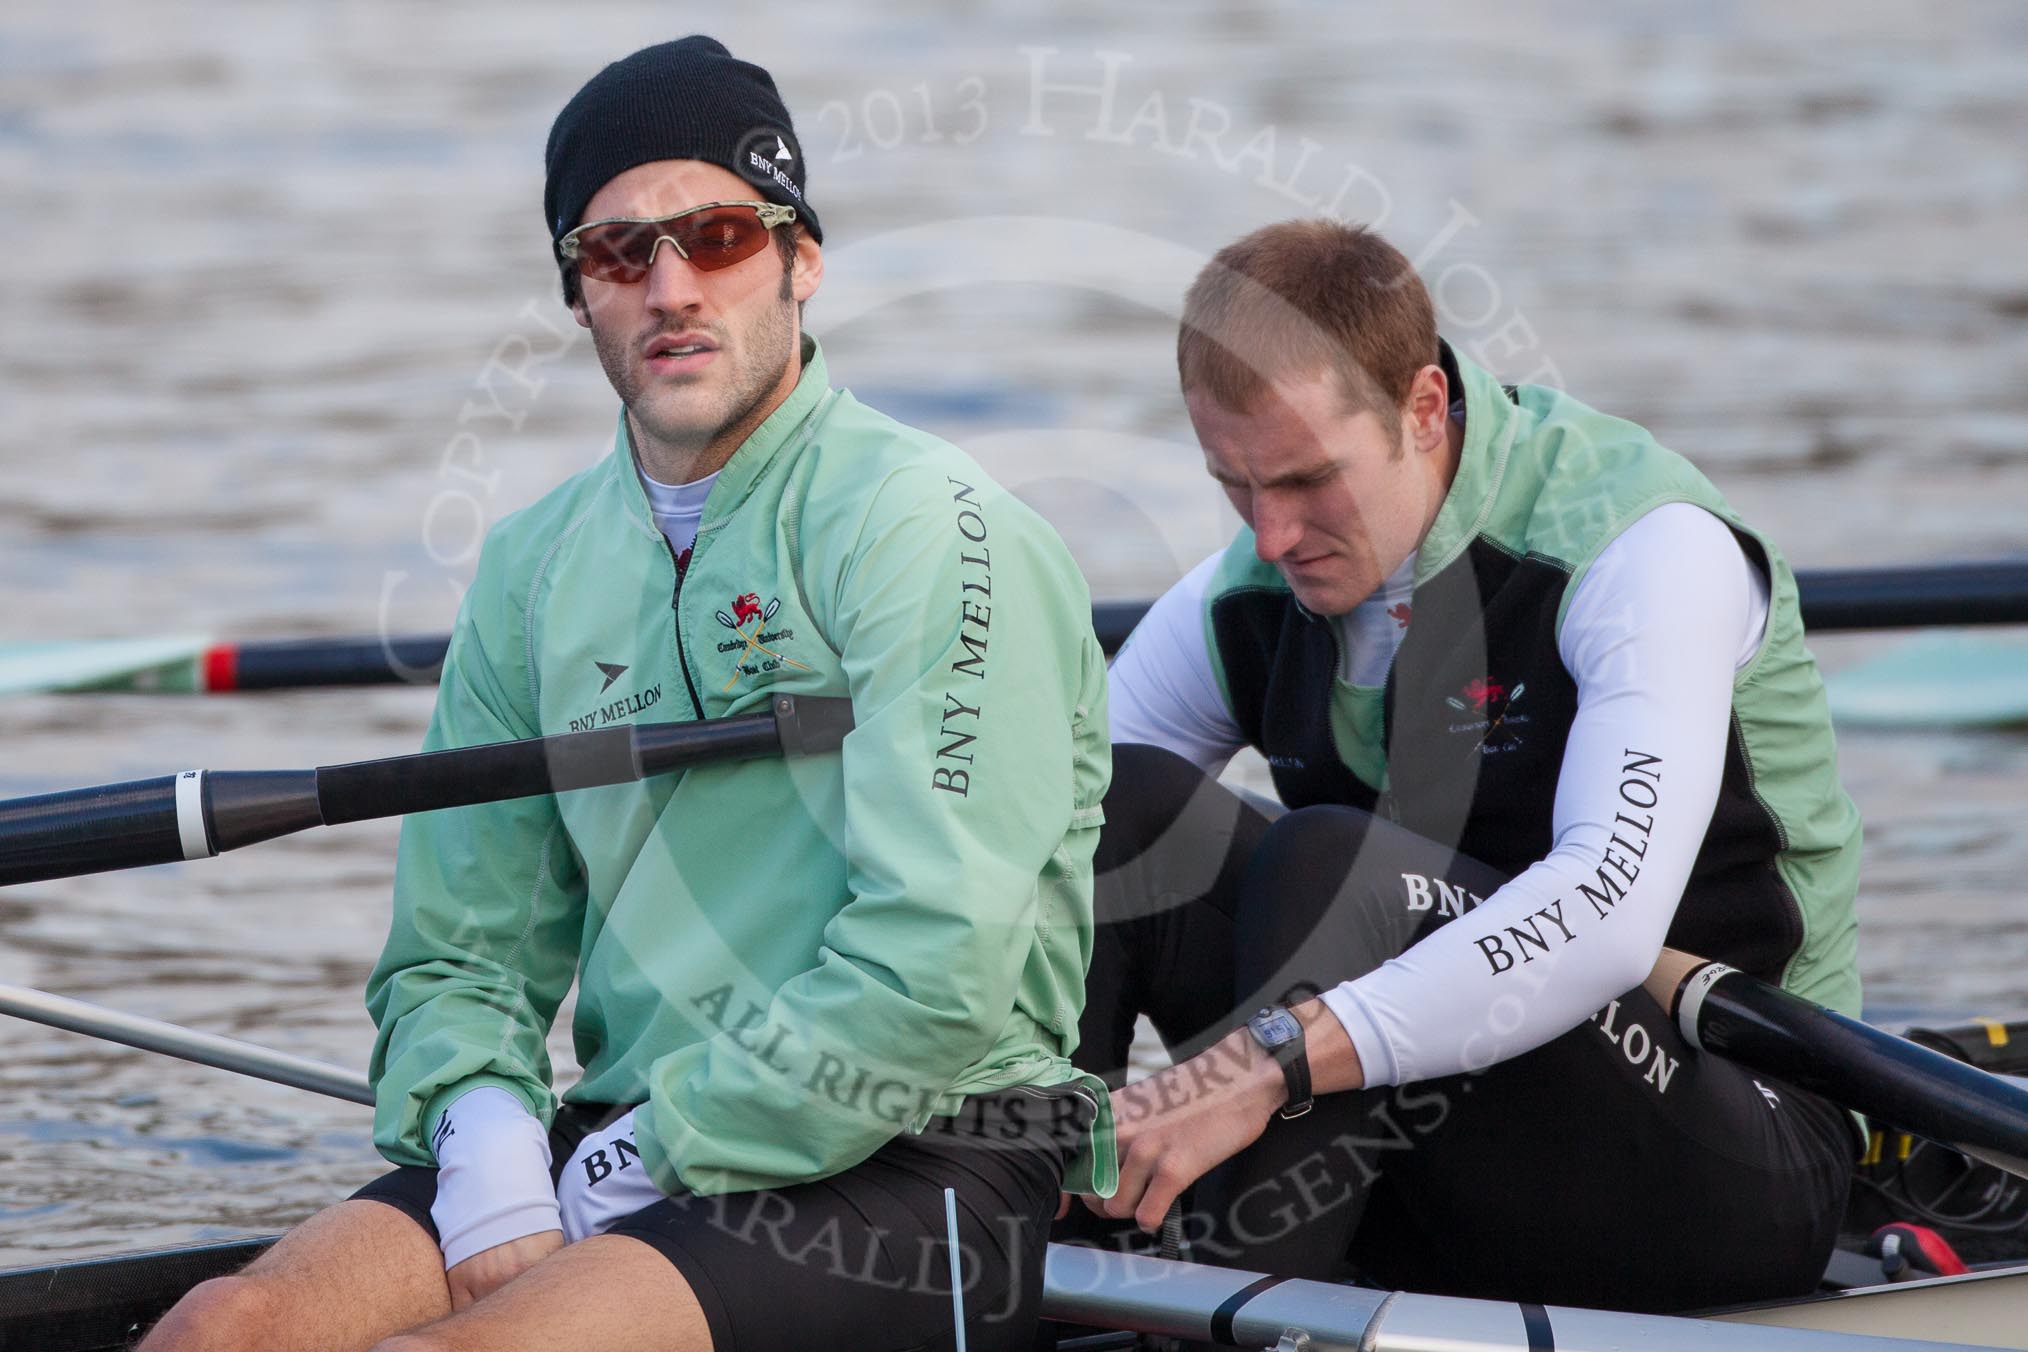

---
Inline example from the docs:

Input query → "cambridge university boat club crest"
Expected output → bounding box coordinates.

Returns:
[715,592,811,691]
[1445,675,1531,754]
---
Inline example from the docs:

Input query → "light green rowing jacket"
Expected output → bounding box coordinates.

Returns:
[366,338,1117,1197]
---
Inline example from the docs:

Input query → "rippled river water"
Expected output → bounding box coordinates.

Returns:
[2,2,2025,1264]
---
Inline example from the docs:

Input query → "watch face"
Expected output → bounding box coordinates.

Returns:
[1253,1008,1300,1048]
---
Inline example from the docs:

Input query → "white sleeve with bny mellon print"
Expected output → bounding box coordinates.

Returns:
[1321,503,1768,1086]
[1106,506,1769,1086]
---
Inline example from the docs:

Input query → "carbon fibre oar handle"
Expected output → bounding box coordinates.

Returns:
[758,691,856,760]
[1677,962,2028,1180]
[313,723,654,824]
[0,696,855,888]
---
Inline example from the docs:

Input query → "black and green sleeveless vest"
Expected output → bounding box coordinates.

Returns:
[1202,342,1862,1014]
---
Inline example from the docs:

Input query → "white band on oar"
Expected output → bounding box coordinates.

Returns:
[174,769,212,861]
[1675,960,1736,1049]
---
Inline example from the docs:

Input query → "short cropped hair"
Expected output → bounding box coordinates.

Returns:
[1178,220,1437,416]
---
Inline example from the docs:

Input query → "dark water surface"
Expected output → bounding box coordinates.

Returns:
[2,2,2025,1263]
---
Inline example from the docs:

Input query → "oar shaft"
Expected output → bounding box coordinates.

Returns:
[203,635,449,691]
[0,696,852,888]
[0,776,191,885]
[1673,960,2028,1179]
[0,980,372,1105]
[310,702,838,826]
[30,558,2024,698]
[1096,561,2028,653]
[1797,559,2028,630]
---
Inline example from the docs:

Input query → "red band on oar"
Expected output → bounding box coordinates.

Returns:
[1869,1223,1969,1277]
[202,644,240,693]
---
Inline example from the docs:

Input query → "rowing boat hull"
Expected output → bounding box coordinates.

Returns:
[1714,1265,2028,1347]
[0,1237,269,1352]
[7,1237,2026,1352]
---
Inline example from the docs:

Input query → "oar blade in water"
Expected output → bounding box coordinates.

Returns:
[0,638,207,696]
[1828,632,2028,728]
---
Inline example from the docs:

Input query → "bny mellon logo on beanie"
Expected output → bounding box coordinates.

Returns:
[736,126,805,205]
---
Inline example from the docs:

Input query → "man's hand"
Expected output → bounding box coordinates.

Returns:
[446,1229,564,1310]
[1085,1026,1286,1233]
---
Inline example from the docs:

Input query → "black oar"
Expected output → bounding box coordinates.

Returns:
[9,559,2028,696]
[1097,558,2028,651]
[1797,559,2028,631]
[0,694,853,888]
[1663,954,2028,1180]
[208,634,454,690]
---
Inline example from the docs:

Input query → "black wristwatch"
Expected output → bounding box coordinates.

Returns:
[1246,1005,1313,1119]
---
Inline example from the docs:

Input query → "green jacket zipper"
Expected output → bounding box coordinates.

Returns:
[664,537,705,721]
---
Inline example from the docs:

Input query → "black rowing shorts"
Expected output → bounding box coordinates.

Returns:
[353,1085,1092,1352]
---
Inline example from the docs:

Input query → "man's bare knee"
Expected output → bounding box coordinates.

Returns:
[359,1233,712,1352]
[143,1199,447,1351]
[139,1273,280,1350]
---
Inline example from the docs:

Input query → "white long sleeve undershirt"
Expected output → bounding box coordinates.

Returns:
[1107,502,1771,1087]
[638,465,719,560]
[428,1086,561,1269]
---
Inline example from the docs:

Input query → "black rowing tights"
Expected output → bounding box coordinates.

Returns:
[1059,744,1854,1313]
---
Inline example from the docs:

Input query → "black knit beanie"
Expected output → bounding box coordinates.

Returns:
[544,36,822,293]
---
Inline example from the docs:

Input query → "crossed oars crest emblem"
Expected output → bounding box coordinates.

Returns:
[714,593,811,691]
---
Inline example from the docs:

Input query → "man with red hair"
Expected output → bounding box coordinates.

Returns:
[1071,218,1862,1312]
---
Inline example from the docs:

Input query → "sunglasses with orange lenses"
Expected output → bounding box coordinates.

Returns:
[558,201,798,284]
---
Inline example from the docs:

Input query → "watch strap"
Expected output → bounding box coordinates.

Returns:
[1248,1006,1314,1120]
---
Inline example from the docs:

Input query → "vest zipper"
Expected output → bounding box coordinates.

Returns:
[1379,656,1403,823]
[1323,608,1403,823]
[664,537,706,720]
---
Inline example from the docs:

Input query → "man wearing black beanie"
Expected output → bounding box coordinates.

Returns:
[542,34,826,491]
[143,35,1114,1352]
